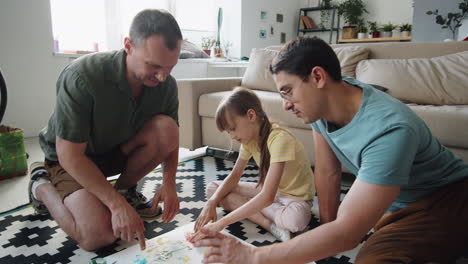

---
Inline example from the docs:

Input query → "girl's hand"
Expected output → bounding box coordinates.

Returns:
[191,221,224,243]
[194,200,218,232]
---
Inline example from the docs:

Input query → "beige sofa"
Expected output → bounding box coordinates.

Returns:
[177,41,468,168]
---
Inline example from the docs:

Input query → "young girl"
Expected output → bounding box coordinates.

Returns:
[193,87,316,242]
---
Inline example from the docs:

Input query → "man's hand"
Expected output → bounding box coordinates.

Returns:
[152,183,180,222]
[194,200,218,232]
[194,227,257,264]
[110,201,146,250]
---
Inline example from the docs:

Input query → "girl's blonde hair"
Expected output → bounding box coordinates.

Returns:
[215,87,272,187]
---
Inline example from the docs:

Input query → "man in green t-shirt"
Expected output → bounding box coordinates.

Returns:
[28,9,182,251]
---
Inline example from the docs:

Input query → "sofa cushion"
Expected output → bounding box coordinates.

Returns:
[407,104,468,149]
[241,46,370,92]
[199,90,311,130]
[355,51,468,105]
[241,48,279,92]
[333,45,369,77]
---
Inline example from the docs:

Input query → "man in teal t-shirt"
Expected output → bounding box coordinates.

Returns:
[29,10,182,251]
[193,37,468,263]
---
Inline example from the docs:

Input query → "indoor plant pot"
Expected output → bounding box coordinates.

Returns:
[382,31,392,37]
[342,26,357,39]
[401,31,411,37]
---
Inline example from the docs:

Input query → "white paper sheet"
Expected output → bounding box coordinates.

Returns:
[104,222,253,264]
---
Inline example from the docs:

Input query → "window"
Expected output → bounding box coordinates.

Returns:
[50,0,106,52]
[50,0,218,53]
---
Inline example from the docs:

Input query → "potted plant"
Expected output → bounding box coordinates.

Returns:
[319,0,334,29]
[426,0,468,40]
[201,37,215,56]
[400,23,412,37]
[367,21,379,38]
[337,0,368,39]
[381,22,396,37]
[356,22,368,39]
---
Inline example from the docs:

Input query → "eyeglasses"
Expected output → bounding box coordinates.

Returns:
[279,77,306,102]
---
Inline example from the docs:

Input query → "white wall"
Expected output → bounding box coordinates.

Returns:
[364,0,413,26]
[240,0,305,57]
[0,0,69,137]
[413,0,464,42]
[458,18,468,41]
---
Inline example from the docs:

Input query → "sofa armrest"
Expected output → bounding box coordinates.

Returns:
[177,77,242,150]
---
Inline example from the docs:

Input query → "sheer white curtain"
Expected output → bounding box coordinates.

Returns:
[50,0,107,52]
[50,0,218,52]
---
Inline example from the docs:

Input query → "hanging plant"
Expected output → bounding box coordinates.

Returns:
[320,0,334,29]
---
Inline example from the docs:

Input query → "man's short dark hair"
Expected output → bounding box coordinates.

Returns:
[270,37,342,82]
[129,9,182,50]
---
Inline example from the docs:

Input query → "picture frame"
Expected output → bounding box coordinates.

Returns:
[276,14,283,23]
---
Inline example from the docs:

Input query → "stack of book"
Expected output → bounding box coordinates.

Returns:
[300,15,315,29]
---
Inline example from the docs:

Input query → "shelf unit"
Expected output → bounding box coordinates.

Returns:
[297,6,340,44]
[338,36,412,43]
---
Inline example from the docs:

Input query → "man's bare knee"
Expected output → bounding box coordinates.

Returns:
[147,115,179,154]
[64,190,116,251]
[78,233,116,251]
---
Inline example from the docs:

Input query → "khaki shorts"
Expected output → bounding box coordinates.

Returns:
[45,148,127,201]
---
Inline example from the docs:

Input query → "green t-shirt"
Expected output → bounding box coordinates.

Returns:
[39,49,179,162]
[311,77,468,212]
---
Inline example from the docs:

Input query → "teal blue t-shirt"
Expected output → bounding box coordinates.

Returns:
[311,77,468,212]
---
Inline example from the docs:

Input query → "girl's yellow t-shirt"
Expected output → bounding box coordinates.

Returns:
[239,124,316,201]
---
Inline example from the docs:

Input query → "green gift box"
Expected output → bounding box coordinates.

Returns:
[0,125,28,180]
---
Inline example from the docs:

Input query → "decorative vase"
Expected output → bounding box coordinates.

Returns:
[401,31,411,37]
[372,31,380,38]
[215,8,223,58]
[392,29,401,38]
[357,32,366,39]
[382,31,392,38]
[367,33,373,39]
